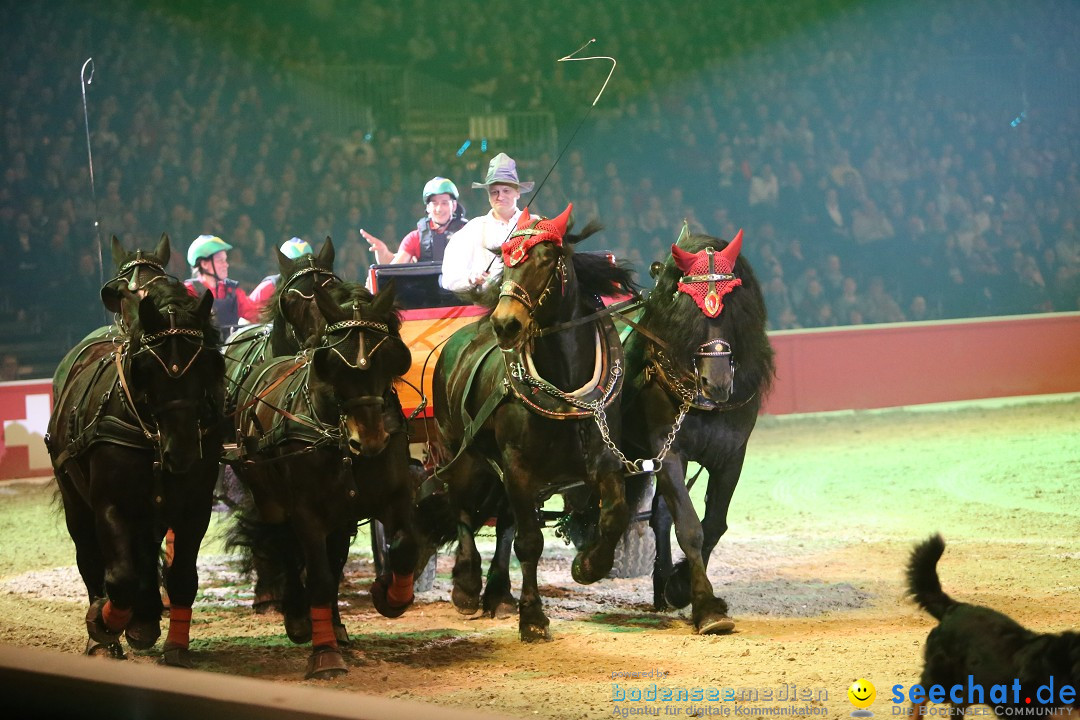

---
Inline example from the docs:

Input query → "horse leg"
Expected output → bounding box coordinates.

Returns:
[656,459,732,634]
[326,528,352,646]
[481,509,517,619]
[667,447,746,610]
[506,482,549,643]
[450,511,483,614]
[58,475,123,658]
[90,487,139,649]
[369,483,418,620]
[125,524,164,652]
[161,481,215,668]
[293,514,347,680]
[570,462,630,585]
[649,491,674,611]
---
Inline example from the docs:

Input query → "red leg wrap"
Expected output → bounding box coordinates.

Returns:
[166,606,192,649]
[387,572,414,606]
[310,606,337,648]
[102,600,133,632]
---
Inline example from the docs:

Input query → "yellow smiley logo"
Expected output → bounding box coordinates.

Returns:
[847,678,876,710]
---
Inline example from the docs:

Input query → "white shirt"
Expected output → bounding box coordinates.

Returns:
[440,208,522,293]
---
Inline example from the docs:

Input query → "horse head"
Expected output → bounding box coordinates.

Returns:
[130,284,223,473]
[491,204,574,350]
[661,228,747,404]
[101,234,172,329]
[311,282,411,457]
[271,237,339,350]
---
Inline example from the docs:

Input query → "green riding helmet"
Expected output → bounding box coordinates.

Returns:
[422,177,459,203]
[279,237,313,259]
[187,234,233,267]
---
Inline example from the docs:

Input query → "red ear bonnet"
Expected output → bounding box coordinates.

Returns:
[673,229,744,317]
[502,203,573,267]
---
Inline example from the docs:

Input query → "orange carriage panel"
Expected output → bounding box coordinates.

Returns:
[397,305,487,418]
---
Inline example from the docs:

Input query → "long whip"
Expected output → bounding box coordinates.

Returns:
[481,39,617,275]
[80,58,105,296]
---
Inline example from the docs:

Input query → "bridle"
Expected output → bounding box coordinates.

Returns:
[498,250,567,324]
[314,302,403,438]
[119,306,219,459]
[108,253,170,295]
[277,261,341,347]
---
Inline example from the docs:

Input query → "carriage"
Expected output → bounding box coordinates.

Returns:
[48,215,773,676]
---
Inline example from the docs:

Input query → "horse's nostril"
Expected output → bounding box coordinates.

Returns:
[348,438,363,455]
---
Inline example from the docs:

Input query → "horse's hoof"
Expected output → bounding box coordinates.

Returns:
[451,585,480,616]
[85,599,123,645]
[663,573,692,610]
[252,597,282,615]
[284,613,312,644]
[125,618,161,650]
[85,637,125,659]
[305,646,347,680]
[334,623,351,647]
[519,623,552,643]
[370,577,412,619]
[697,615,736,635]
[571,555,594,585]
[485,598,517,620]
[161,643,195,669]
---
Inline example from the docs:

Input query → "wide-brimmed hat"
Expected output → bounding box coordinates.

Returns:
[471,153,534,193]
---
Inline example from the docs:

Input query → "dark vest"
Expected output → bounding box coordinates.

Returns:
[417,216,468,262]
[187,277,241,329]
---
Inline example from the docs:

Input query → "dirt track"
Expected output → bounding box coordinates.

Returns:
[2,395,1078,718]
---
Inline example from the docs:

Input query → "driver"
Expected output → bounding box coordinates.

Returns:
[361,177,468,264]
[184,234,263,330]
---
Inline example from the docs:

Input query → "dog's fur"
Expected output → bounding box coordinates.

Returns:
[906,534,1080,717]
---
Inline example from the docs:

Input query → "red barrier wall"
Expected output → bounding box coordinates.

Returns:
[3,312,1078,480]
[762,312,1080,415]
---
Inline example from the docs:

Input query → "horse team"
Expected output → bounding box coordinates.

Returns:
[46,207,774,679]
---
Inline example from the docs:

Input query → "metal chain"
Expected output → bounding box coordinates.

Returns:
[513,360,690,474]
[591,398,690,474]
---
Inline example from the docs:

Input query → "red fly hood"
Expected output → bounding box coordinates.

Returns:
[502,204,573,267]
[672,229,744,317]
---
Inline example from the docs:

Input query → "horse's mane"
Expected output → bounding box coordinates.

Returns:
[644,232,774,395]
[469,219,638,311]
[328,281,404,336]
[130,277,223,348]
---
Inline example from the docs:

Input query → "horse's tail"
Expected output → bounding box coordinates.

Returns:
[415,491,460,549]
[906,533,957,621]
[224,509,298,588]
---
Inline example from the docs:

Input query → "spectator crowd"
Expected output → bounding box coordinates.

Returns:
[1,0,1078,375]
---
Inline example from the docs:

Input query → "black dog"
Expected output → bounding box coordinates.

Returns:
[906,534,1080,717]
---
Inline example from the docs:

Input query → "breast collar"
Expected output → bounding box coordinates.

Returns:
[502,315,624,420]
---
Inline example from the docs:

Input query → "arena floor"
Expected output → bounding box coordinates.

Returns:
[1,394,1077,718]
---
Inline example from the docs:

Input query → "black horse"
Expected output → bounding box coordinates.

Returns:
[222,239,340,611]
[47,278,224,666]
[425,205,637,642]
[229,282,417,679]
[621,227,774,634]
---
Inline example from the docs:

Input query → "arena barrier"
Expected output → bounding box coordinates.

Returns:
[3,311,1078,481]
[763,311,1080,415]
[0,645,515,720]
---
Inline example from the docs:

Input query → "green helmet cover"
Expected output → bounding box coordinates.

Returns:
[280,237,313,259]
[422,177,459,202]
[187,235,233,267]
